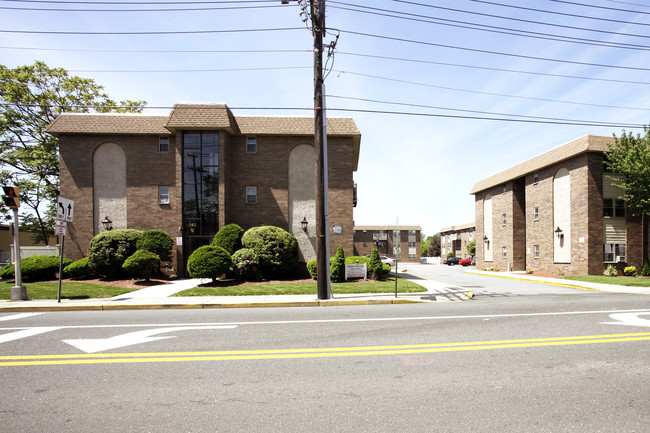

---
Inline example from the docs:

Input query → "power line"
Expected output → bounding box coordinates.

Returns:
[461,0,650,27]
[546,0,650,15]
[1,3,284,12]
[326,94,642,127]
[1,102,644,128]
[340,29,650,72]
[329,2,650,51]
[332,70,650,111]
[4,44,650,86]
[384,0,650,37]
[4,0,279,4]
[0,27,304,35]
[336,51,650,86]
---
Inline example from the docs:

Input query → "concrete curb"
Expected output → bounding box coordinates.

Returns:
[0,297,434,313]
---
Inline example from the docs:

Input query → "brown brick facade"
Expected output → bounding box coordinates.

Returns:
[50,106,360,275]
[473,136,649,275]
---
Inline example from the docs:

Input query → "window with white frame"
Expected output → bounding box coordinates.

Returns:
[534,245,539,258]
[502,213,507,225]
[246,186,257,204]
[533,207,539,221]
[159,136,169,152]
[533,172,539,183]
[158,186,170,204]
[603,243,626,262]
[502,246,507,258]
[246,136,257,153]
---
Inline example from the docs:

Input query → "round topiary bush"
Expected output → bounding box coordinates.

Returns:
[241,226,298,279]
[87,229,142,278]
[187,245,231,282]
[212,224,244,255]
[306,259,317,279]
[123,250,161,281]
[63,257,93,279]
[136,230,173,261]
[231,248,262,281]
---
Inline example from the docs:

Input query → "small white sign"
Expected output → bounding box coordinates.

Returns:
[54,220,67,236]
[332,225,343,235]
[56,197,75,222]
[176,237,183,246]
[345,263,367,280]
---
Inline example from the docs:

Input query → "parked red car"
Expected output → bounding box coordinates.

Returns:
[460,257,473,266]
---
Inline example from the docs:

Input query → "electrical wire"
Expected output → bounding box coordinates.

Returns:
[0,27,304,35]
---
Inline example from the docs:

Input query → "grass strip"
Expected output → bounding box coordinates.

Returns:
[0,282,133,300]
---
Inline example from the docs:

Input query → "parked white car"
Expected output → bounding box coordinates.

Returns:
[379,254,396,267]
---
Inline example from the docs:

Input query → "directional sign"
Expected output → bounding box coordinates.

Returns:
[56,197,74,222]
[63,325,237,353]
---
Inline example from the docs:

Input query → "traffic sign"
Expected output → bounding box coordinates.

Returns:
[56,197,74,222]
[54,220,67,236]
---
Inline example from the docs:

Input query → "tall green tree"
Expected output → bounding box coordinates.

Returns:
[607,129,650,217]
[0,61,145,244]
[427,233,441,257]
[607,129,650,264]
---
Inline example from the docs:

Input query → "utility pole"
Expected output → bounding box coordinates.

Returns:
[312,0,331,300]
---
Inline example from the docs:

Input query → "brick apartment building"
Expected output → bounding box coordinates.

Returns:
[440,223,475,259]
[353,225,422,262]
[471,134,649,275]
[46,103,361,275]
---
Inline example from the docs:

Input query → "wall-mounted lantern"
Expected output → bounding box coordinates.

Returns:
[101,216,113,231]
[555,226,563,238]
[301,216,308,232]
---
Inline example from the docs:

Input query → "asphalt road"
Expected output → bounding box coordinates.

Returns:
[1,270,649,432]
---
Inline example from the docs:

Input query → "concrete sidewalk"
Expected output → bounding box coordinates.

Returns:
[0,275,472,312]
[466,269,650,295]
[2,269,647,312]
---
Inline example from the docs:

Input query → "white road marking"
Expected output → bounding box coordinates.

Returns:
[0,327,62,344]
[602,312,650,328]
[63,325,237,353]
[0,313,42,322]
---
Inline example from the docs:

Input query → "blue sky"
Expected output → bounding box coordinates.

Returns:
[3,0,650,237]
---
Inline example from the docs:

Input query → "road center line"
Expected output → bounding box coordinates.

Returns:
[2,332,649,367]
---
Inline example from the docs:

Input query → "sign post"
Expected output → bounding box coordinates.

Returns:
[56,197,74,303]
[3,186,27,301]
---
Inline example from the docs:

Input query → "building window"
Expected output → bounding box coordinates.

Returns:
[502,247,507,258]
[533,207,539,221]
[246,186,257,204]
[502,184,507,193]
[362,242,367,247]
[604,198,626,217]
[604,243,626,262]
[533,172,539,183]
[158,186,170,204]
[408,242,416,248]
[409,230,416,236]
[409,253,417,260]
[502,213,507,225]
[246,136,257,153]
[159,136,169,152]
[182,131,219,236]
[534,245,539,258]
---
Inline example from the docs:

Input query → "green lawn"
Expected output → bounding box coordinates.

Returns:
[564,275,650,287]
[174,277,426,297]
[0,281,134,300]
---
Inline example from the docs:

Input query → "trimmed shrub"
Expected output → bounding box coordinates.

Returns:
[187,245,231,282]
[241,226,298,279]
[0,263,14,280]
[231,248,262,281]
[0,255,72,282]
[603,264,617,277]
[88,229,142,278]
[446,252,454,259]
[623,266,638,277]
[330,246,346,282]
[642,258,650,277]
[63,257,93,279]
[123,250,161,281]
[368,248,383,280]
[136,230,173,261]
[213,224,244,255]
[307,259,318,279]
